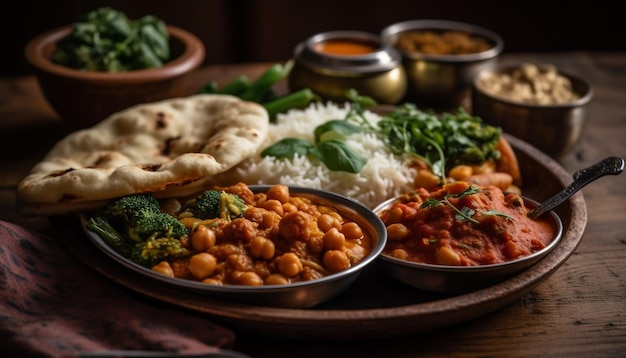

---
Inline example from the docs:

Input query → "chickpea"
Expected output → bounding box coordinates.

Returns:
[435,246,462,266]
[188,252,217,280]
[318,213,342,232]
[151,261,175,277]
[449,165,473,180]
[276,252,303,277]
[323,250,350,273]
[265,273,290,285]
[389,248,409,260]
[387,223,410,241]
[191,225,216,251]
[317,205,336,215]
[249,236,275,260]
[267,184,290,203]
[415,170,441,191]
[202,278,223,285]
[282,202,297,214]
[235,271,264,286]
[385,206,405,224]
[323,227,346,250]
[341,222,363,240]
[262,199,284,215]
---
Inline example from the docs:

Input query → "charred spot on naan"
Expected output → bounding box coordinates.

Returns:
[154,111,169,129]
[45,168,75,178]
[140,163,163,172]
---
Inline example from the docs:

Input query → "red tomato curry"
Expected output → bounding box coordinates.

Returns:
[378,182,557,266]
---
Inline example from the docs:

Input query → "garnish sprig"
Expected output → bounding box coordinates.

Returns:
[420,186,513,224]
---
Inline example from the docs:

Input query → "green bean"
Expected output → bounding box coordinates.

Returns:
[215,75,250,96]
[240,60,294,102]
[263,88,317,121]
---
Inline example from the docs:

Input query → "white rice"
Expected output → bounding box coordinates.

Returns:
[212,102,416,209]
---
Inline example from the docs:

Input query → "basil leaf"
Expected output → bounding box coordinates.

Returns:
[312,139,366,173]
[314,119,362,143]
[261,138,314,159]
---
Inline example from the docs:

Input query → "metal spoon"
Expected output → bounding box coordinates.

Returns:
[528,156,624,219]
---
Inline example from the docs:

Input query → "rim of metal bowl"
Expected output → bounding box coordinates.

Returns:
[373,195,564,273]
[380,19,504,62]
[294,30,403,73]
[83,185,388,295]
[472,63,594,109]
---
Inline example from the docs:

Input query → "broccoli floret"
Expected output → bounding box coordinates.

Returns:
[219,191,248,221]
[127,210,189,242]
[130,236,190,268]
[87,193,192,268]
[87,213,190,268]
[86,216,133,257]
[186,190,248,221]
[189,190,222,219]
[103,193,161,226]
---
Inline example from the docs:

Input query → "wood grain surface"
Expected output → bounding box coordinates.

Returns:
[1,52,625,357]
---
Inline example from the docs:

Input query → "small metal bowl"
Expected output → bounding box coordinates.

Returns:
[472,63,593,158]
[83,185,387,308]
[373,195,563,293]
[288,30,407,104]
[381,19,503,109]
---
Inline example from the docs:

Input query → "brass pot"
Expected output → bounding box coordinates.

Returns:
[381,19,504,109]
[289,31,407,105]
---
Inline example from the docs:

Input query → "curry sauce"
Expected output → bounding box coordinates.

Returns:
[379,182,557,266]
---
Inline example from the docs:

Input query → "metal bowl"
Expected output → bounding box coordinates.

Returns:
[82,185,387,308]
[288,30,407,104]
[381,19,504,109]
[373,195,563,293]
[472,63,593,158]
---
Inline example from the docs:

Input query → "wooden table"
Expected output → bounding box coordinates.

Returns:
[1,52,625,357]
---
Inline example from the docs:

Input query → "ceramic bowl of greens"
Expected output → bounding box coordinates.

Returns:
[24,7,205,129]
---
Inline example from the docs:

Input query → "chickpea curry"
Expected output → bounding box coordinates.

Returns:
[378,182,557,266]
[87,183,373,286]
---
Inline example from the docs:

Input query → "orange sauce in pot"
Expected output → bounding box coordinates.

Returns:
[314,39,378,55]
[379,182,557,266]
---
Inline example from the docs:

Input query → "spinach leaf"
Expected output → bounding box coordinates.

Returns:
[312,140,366,174]
[52,7,170,72]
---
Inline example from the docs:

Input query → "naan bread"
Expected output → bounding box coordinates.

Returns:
[17,94,269,216]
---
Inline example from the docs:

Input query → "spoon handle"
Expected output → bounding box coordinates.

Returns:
[528,156,624,219]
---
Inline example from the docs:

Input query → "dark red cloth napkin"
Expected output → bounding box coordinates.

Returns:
[0,220,236,357]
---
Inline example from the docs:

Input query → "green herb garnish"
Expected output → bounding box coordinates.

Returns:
[420,186,512,224]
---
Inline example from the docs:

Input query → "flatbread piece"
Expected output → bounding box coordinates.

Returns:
[17,94,269,216]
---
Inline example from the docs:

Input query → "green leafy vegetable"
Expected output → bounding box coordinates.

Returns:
[261,113,367,173]
[377,103,502,181]
[312,139,367,173]
[52,7,170,72]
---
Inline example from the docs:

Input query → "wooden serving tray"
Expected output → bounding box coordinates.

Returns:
[52,134,587,340]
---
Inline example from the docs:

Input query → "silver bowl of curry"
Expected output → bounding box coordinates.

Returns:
[83,183,387,308]
[373,182,563,293]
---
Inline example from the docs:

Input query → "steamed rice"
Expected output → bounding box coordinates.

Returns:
[212,102,417,209]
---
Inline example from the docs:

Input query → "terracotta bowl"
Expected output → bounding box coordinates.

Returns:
[25,25,205,129]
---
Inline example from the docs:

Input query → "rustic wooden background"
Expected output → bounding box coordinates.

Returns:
[1,0,623,76]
